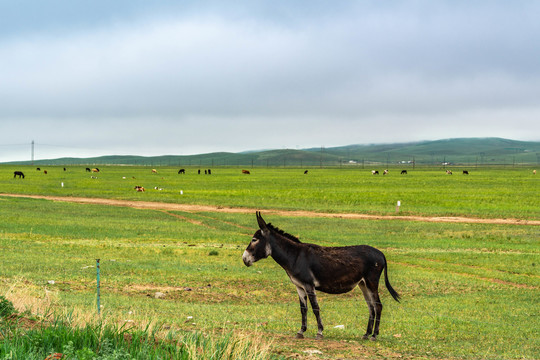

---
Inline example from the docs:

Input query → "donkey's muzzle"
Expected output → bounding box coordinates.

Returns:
[242,250,254,267]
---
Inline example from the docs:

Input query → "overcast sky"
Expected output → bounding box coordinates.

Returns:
[1,1,539,162]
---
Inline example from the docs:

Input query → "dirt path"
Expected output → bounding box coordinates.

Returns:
[2,193,539,226]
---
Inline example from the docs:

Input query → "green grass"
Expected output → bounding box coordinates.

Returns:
[1,165,539,219]
[0,312,277,359]
[0,166,539,359]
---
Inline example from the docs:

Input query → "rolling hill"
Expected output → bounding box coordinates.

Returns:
[4,138,540,167]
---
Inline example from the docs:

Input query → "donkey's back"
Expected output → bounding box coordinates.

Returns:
[304,244,390,295]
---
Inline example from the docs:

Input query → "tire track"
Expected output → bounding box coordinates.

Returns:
[394,261,538,289]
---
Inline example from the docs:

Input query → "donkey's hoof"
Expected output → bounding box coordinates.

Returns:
[316,334,324,340]
[362,334,370,340]
[370,336,377,342]
[295,333,304,339]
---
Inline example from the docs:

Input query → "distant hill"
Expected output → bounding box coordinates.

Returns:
[4,138,540,167]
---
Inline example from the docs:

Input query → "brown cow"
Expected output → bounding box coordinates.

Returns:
[242,170,251,175]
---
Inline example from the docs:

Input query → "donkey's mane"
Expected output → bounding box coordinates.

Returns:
[267,223,302,243]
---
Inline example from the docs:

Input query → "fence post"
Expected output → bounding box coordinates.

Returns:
[96,259,101,315]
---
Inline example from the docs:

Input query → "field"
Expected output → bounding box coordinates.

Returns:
[0,165,539,359]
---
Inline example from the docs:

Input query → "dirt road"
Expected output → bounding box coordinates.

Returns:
[2,193,539,226]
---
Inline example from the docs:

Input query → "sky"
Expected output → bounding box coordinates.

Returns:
[1,1,539,162]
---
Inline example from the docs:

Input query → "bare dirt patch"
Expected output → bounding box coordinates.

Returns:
[267,332,410,360]
[2,193,539,226]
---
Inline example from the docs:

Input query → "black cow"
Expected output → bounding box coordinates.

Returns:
[14,171,25,179]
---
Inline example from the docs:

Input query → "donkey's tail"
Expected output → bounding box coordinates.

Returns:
[383,257,401,302]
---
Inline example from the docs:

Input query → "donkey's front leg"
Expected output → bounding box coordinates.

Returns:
[295,286,308,339]
[306,286,324,339]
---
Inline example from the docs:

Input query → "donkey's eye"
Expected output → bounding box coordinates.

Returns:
[251,238,258,243]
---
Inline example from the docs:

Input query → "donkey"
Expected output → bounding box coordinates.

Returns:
[243,212,400,341]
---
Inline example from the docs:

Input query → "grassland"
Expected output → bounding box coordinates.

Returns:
[0,165,538,359]
[1,165,539,219]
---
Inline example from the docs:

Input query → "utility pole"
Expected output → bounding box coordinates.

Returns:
[31,140,34,165]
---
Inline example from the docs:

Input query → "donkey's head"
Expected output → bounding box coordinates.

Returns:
[242,212,272,267]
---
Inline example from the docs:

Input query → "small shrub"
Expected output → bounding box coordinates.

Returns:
[208,250,219,256]
[160,247,174,256]
[0,295,16,318]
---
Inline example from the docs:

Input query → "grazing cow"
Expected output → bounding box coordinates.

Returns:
[533,170,536,175]
[371,170,379,175]
[208,169,212,175]
[463,170,469,175]
[151,169,158,174]
[401,170,407,175]
[134,186,145,192]
[92,168,100,173]
[178,169,185,174]
[43,170,48,175]
[86,168,91,172]
[383,170,389,175]
[64,168,66,171]
[242,170,251,175]
[36,168,41,171]
[304,170,308,175]
[446,170,452,175]
[13,171,25,179]
[198,169,201,175]
[243,213,400,341]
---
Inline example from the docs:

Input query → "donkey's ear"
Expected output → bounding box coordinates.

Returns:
[256,211,268,230]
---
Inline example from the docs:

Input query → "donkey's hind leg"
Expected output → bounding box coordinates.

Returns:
[359,280,381,341]
[371,289,383,340]
[359,282,375,339]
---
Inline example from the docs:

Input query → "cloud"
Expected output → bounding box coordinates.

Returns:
[2,5,538,117]
[0,1,539,162]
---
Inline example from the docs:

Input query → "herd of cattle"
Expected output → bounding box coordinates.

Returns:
[370,169,474,175]
[11,167,537,181]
